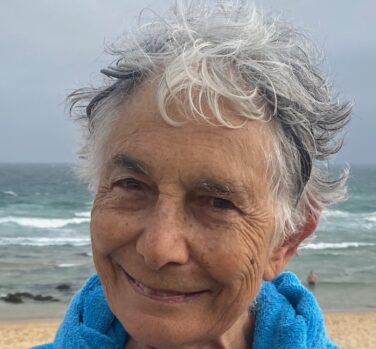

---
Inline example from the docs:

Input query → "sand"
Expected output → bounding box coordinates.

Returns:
[0,312,375,349]
[0,319,60,349]
[324,311,376,349]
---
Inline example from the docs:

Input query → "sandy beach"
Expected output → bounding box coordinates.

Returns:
[324,311,376,349]
[0,311,374,349]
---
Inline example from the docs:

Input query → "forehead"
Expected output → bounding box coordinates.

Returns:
[104,81,273,191]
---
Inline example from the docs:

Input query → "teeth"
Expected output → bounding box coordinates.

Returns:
[158,291,174,297]
[134,278,185,297]
[123,268,203,299]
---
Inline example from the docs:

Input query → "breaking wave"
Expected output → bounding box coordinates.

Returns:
[74,211,91,218]
[0,216,90,229]
[300,242,375,250]
[1,190,18,197]
[0,236,91,247]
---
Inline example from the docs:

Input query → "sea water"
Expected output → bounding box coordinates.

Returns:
[0,163,375,319]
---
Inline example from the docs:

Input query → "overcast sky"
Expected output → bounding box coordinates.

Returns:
[0,0,375,164]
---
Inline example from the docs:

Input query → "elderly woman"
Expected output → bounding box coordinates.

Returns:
[33,1,351,348]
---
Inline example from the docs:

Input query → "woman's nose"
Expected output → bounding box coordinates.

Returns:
[135,202,190,270]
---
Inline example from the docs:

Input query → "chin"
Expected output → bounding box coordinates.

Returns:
[118,312,206,348]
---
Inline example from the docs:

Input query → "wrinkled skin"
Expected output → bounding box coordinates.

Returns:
[91,81,303,349]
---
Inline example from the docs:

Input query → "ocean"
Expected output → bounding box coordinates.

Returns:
[0,163,375,320]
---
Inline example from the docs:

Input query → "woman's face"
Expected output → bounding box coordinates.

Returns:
[91,84,278,348]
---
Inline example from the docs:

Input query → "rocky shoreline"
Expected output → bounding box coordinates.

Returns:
[0,283,71,304]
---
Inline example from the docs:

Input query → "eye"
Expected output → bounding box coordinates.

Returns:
[210,197,235,210]
[109,177,153,212]
[114,178,144,191]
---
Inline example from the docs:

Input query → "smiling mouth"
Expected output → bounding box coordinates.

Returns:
[120,266,209,303]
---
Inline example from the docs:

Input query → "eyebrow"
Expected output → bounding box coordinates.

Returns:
[109,153,251,205]
[193,178,233,196]
[192,178,250,204]
[110,153,151,176]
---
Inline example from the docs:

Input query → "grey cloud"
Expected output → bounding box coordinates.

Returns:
[0,0,375,163]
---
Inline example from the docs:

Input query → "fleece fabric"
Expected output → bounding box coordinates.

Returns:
[31,272,339,349]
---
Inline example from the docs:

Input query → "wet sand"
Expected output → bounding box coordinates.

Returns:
[0,311,375,349]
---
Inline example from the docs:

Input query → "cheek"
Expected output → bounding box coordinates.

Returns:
[90,206,145,290]
[90,207,141,304]
[90,210,119,256]
[199,218,272,297]
[90,209,118,283]
[90,205,143,255]
[238,219,271,271]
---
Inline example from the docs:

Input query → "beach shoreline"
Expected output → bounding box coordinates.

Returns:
[1,311,375,349]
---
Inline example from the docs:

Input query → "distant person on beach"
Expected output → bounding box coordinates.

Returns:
[32,1,351,348]
[308,271,318,286]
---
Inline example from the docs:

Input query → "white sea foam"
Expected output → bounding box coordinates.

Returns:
[323,209,376,220]
[74,211,91,218]
[321,210,376,231]
[299,242,375,250]
[0,216,90,228]
[1,190,18,197]
[57,263,79,268]
[0,236,91,246]
[365,214,376,223]
[322,209,351,218]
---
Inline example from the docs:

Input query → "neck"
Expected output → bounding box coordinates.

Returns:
[126,310,253,349]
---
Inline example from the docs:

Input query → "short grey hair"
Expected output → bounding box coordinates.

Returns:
[68,0,352,245]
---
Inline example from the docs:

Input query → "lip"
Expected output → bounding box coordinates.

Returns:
[119,266,209,303]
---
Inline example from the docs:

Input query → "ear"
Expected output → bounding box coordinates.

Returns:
[263,212,319,280]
